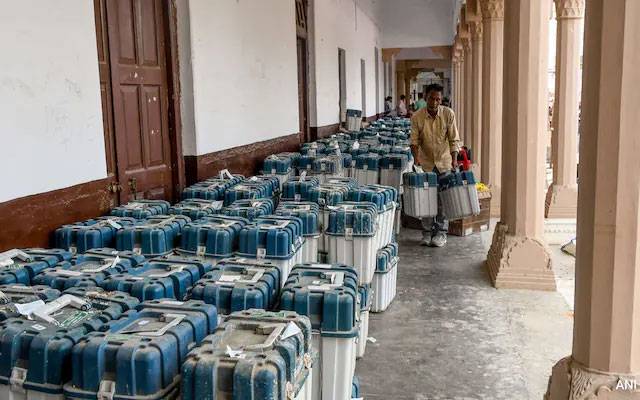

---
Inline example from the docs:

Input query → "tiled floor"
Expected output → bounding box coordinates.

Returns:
[356,225,574,400]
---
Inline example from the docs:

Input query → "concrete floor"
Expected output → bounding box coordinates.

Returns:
[356,224,575,400]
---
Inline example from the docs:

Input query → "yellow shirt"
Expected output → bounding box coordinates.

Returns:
[410,106,460,172]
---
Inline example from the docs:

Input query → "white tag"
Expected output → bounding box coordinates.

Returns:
[219,169,234,179]
[280,321,302,340]
[218,275,241,283]
[105,219,123,230]
[352,141,360,150]
[32,324,46,331]
[69,246,77,255]
[197,246,207,257]
[14,300,46,317]
[133,246,142,255]
[363,165,368,170]
[367,336,377,343]
[138,320,150,326]
[294,194,301,201]
[256,248,266,259]
[250,176,259,182]
[320,163,326,171]
[351,160,356,167]
[423,182,428,189]
[160,300,185,305]
[210,201,223,210]
[0,259,15,268]
[271,169,277,175]
[389,164,394,170]
[345,228,354,240]
[226,346,245,359]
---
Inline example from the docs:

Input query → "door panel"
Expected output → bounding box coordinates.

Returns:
[296,37,310,142]
[94,0,117,177]
[106,0,173,202]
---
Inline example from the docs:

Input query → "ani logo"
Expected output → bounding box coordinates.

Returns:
[615,378,640,391]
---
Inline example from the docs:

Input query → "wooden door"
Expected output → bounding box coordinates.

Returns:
[106,0,173,202]
[296,37,310,142]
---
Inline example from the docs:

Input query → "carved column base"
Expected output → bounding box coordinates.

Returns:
[486,222,557,291]
[545,184,578,218]
[546,357,640,399]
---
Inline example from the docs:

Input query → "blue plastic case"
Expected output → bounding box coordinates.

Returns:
[0,284,61,321]
[221,198,274,221]
[280,263,359,338]
[64,299,217,400]
[54,216,136,254]
[181,309,313,400]
[115,215,191,258]
[0,288,138,397]
[168,199,223,220]
[0,248,72,285]
[110,200,171,219]
[178,215,250,260]
[189,259,281,315]
[102,255,213,301]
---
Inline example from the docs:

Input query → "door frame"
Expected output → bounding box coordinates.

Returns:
[94,0,184,204]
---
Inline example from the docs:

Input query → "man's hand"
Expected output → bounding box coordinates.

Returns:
[451,152,459,170]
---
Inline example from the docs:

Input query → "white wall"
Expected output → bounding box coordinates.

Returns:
[178,0,299,156]
[358,0,457,48]
[0,1,105,202]
[310,0,384,127]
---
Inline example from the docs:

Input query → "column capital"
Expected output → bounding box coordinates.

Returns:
[461,36,471,52]
[480,0,504,21]
[469,20,483,41]
[554,0,585,19]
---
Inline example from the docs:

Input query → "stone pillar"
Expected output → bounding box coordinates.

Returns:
[457,45,466,144]
[547,0,640,398]
[544,0,583,218]
[480,0,504,217]
[452,55,460,118]
[470,20,483,180]
[485,0,556,291]
[462,37,473,151]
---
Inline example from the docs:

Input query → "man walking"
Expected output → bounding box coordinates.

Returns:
[410,84,460,247]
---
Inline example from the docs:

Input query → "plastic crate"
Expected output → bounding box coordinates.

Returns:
[371,243,398,313]
[280,264,359,400]
[439,171,481,220]
[402,171,439,218]
[221,198,274,221]
[110,199,171,219]
[182,309,313,400]
[354,153,380,185]
[0,288,138,399]
[308,184,351,253]
[115,215,191,258]
[0,284,60,321]
[281,174,320,201]
[325,203,379,285]
[32,252,137,290]
[168,198,223,220]
[237,219,303,283]
[177,215,250,263]
[182,180,231,201]
[356,283,371,359]
[102,255,213,301]
[311,155,344,183]
[276,201,320,263]
[349,185,398,249]
[54,216,137,254]
[64,299,217,400]
[0,248,72,285]
[379,154,409,193]
[189,259,281,315]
